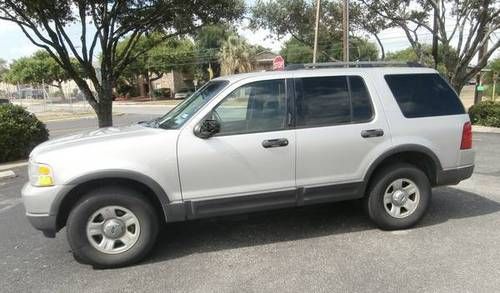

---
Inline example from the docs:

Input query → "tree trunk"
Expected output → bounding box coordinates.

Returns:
[374,33,385,60]
[97,100,113,127]
[57,81,66,101]
[451,78,465,96]
[96,83,114,127]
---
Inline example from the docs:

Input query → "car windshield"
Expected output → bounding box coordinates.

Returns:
[147,80,228,129]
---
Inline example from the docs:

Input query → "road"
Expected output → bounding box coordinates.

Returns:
[1,117,500,292]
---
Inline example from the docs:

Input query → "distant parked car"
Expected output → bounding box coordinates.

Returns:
[0,98,10,104]
[174,88,194,99]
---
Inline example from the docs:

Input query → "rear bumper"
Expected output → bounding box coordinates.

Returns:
[436,165,474,186]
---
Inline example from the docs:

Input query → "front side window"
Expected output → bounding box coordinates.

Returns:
[157,80,228,129]
[295,75,373,127]
[212,79,287,135]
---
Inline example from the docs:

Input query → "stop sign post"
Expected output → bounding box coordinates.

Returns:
[273,55,285,71]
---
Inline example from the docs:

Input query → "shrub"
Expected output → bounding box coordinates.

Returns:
[153,88,171,99]
[0,104,49,163]
[468,100,500,128]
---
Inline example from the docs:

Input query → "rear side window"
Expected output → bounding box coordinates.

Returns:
[384,73,465,118]
[295,76,373,127]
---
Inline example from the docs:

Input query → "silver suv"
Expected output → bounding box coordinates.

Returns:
[22,63,474,267]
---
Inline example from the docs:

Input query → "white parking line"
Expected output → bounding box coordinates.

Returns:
[0,198,22,213]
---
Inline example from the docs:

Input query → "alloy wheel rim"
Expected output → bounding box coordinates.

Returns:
[383,178,420,219]
[86,206,140,254]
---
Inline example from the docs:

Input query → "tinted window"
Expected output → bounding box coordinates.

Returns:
[349,76,373,122]
[296,76,373,127]
[296,76,351,126]
[213,79,287,135]
[385,74,465,118]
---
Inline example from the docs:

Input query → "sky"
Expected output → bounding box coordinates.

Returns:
[0,2,494,63]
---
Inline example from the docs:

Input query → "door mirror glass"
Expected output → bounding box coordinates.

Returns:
[194,119,220,138]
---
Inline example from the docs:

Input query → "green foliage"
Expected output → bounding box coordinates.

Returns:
[0,0,245,127]
[118,34,196,80]
[386,45,458,76]
[484,58,500,91]
[0,104,49,163]
[219,35,256,75]
[468,101,500,128]
[251,0,378,61]
[194,24,235,79]
[281,37,378,64]
[4,50,70,86]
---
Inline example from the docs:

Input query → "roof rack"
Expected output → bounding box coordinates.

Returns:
[285,61,426,70]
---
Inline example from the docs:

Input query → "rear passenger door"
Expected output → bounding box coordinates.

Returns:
[294,74,391,201]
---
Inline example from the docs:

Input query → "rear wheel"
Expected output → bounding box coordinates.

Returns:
[365,163,431,230]
[66,187,159,268]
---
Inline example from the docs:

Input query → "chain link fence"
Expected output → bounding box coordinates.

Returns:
[0,82,94,119]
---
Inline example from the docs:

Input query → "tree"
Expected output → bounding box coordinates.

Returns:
[281,37,378,64]
[5,50,72,98]
[117,34,195,98]
[0,58,7,81]
[219,35,255,75]
[250,0,379,62]
[386,44,457,75]
[357,0,500,93]
[194,24,235,80]
[0,0,244,127]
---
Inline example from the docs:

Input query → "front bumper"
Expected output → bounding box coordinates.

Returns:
[26,213,57,238]
[21,183,68,238]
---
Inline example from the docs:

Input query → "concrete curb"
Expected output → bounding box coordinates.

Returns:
[0,170,16,179]
[472,125,500,134]
[0,161,28,171]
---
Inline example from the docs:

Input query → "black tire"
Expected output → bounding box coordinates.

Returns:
[364,163,431,230]
[66,186,159,268]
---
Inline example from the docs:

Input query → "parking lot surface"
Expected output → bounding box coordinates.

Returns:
[1,131,499,293]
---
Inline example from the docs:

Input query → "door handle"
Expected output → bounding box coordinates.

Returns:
[262,138,289,148]
[361,129,384,138]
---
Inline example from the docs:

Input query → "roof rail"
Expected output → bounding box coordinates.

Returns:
[285,61,426,70]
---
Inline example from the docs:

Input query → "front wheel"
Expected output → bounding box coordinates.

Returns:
[365,163,431,230]
[66,187,159,268]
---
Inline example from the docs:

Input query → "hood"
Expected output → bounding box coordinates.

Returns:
[31,124,158,159]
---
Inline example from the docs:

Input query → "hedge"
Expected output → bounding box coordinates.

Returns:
[0,104,49,163]
[468,100,500,128]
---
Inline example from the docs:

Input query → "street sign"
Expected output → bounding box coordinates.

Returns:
[273,55,285,71]
[477,84,485,92]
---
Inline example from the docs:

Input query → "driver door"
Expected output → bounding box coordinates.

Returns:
[177,79,296,202]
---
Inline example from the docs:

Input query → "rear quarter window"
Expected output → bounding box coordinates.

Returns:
[384,73,465,118]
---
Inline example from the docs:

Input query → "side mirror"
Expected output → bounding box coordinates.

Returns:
[194,119,220,139]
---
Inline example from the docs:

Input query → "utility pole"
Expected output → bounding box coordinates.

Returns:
[342,0,349,62]
[431,3,439,69]
[474,28,489,105]
[312,0,321,64]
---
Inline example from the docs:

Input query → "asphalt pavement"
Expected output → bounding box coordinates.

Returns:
[1,124,500,292]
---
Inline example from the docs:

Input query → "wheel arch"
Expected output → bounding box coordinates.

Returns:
[363,144,442,194]
[52,170,170,231]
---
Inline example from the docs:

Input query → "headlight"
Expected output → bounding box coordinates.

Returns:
[29,162,54,187]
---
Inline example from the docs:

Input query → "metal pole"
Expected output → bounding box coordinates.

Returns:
[312,0,321,64]
[493,72,497,102]
[342,0,349,62]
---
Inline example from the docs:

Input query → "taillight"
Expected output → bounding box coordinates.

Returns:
[460,121,472,150]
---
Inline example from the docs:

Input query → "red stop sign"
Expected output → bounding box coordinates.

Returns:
[273,55,285,71]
